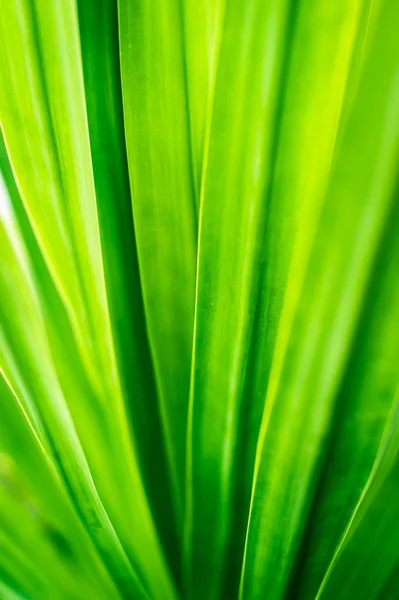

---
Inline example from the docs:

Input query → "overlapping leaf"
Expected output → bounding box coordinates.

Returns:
[0,1,398,599]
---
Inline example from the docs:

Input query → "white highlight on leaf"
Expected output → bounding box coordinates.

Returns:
[0,170,15,228]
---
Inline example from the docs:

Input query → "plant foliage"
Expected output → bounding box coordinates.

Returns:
[0,1,398,599]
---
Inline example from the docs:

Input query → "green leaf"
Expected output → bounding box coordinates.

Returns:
[317,401,399,599]
[76,0,179,573]
[290,195,399,599]
[181,0,225,199]
[0,181,150,598]
[0,579,33,600]
[0,2,179,597]
[240,0,399,597]
[1,1,398,599]
[185,1,373,598]
[184,0,292,594]
[118,0,198,526]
